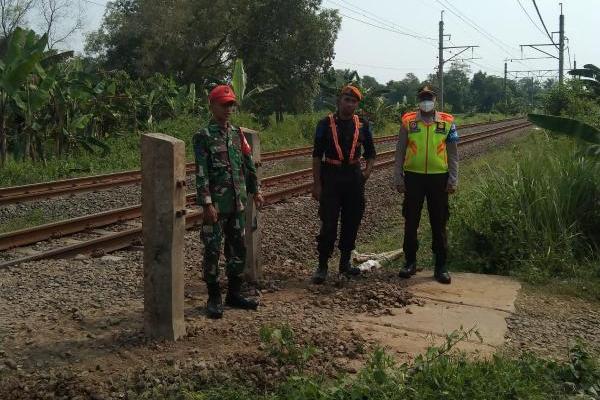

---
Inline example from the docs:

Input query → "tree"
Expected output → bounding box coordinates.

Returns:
[85,0,234,84]
[470,71,504,112]
[0,0,34,39]
[385,73,420,105]
[361,75,383,91]
[37,0,84,50]
[443,62,470,113]
[229,0,340,121]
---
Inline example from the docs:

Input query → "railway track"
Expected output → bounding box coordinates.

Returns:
[0,119,531,268]
[0,117,523,206]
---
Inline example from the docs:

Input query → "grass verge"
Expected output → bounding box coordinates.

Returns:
[132,326,600,400]
[0,112,513,187]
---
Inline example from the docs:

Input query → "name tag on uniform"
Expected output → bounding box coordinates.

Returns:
[435,122,446,133]
[409,121,419,132]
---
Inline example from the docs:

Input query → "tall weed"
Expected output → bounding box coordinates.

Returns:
[451,135,600,280]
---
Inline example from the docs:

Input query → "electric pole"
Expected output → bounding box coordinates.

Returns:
[558,4,565,84]
[504,62,508,104]
[437,11,479,110]
[519,4,566,85]
[439,13,444,108]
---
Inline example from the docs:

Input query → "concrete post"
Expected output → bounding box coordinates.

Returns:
[243,128,262,283]
[141,133,186,341]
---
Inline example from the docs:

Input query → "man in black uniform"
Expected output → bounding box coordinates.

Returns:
[311,85,377,284]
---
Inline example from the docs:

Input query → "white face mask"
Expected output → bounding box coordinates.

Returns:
[419,100,435,112]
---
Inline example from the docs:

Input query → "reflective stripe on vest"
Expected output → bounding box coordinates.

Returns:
[403,115,453,174]
[327,113,360,165]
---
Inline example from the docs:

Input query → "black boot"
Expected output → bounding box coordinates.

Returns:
[339,251,360,277]
[312,255,329,284]
[433,264,452,285]
[206,282,223,319]
[225,276,259,310]
[398,260,417,279]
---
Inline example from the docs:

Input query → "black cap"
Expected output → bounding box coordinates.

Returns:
[417,83,437,99]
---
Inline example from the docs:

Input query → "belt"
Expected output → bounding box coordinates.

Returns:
[324,157,359,166]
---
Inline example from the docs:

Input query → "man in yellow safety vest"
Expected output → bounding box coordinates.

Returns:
[393,84,459,284]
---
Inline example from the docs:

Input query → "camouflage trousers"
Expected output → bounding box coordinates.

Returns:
[201,212,246,284]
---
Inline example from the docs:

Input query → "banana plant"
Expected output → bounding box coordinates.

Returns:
[0,27,48,166]
[230,58,276,109]
[528,113,600,157]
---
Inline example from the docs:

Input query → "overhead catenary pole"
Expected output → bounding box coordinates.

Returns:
[439,11,444,109]
[519,4,567,85]
[437,10,478,111]
[558,4,565,84]
[504,62,508,104]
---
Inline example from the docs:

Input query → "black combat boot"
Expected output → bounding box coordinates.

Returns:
[339,251,360,277]
[311,254,329,284]
[225,276,259,310]
[206,282,224,319]
[434,255,451,284]
[398,260,417,279]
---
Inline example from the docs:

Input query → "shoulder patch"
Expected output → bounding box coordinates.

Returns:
[238,130,252,156]
[402,111,417,124]
[438,112,454,122]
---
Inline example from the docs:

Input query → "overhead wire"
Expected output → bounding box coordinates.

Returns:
[324,0,437,48]
[336,0,437,41]
[515,0,547,38]
[435,0,530,69]
[531,0,559,49]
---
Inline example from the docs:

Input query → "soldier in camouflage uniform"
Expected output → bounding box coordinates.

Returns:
[193,85,264,319]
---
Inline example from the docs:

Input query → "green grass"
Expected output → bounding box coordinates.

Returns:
[450,133,600,300]
[0,208,55,234]
[354,130,600,301]
[130,327,599,400]
[0,112,514,187]
[453,112,514,125]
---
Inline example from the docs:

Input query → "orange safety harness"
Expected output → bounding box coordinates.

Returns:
[324,113,360,165]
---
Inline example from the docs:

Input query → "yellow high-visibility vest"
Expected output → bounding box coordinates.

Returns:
[402,111,454,174]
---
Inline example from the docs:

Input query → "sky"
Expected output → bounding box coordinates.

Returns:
[75,0,598,84]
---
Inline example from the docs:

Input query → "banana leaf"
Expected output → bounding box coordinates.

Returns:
[231,58,246,100]
[527,113,600,144]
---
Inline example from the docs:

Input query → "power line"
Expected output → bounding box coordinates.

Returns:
[465,59,503,75]
[325,1,436,48]
[336,0,436,41]
[515,0,547,37]
[435,0,529,68]
[436,0,515,56]
[336,11,436,43]
[531,0,559,49]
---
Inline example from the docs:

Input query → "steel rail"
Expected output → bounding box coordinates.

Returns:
[0,121,531,268]
[0,118,524,205]
[0,121,531,253]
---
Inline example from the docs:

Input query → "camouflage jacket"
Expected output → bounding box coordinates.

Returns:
[193,121,259,214]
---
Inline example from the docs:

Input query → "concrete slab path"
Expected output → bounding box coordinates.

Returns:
[349,272,521,360]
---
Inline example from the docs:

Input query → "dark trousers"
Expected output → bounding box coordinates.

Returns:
[402,171,449,265]
[317,165,365,258]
